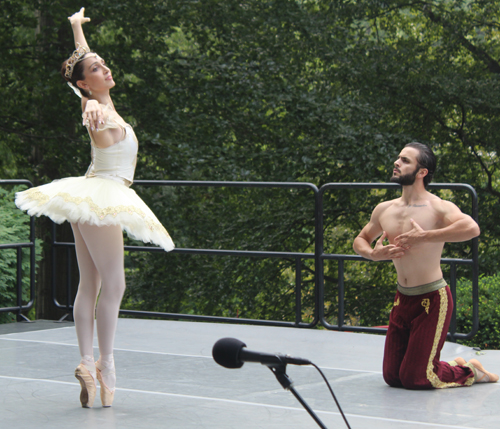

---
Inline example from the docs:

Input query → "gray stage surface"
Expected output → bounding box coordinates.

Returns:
[1,318,499,429]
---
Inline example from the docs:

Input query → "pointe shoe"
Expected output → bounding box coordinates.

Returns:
[75,364,96,408]
[467,359,499,383]
[96,362,115,407]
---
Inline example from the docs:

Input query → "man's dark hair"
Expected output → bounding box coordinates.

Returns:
[404,142,436,188]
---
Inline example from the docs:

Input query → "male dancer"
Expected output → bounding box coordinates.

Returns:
[353,142,498,389]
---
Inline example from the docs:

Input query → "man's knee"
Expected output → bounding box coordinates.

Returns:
[383,369,404,388]
[399,370,432,390]
[384,365,432,389]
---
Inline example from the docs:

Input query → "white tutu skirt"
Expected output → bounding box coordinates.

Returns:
[15,176,174,251]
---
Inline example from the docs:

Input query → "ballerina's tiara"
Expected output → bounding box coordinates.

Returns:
[65,43,91,79]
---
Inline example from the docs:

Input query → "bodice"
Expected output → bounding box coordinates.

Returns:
[84,104,138,186]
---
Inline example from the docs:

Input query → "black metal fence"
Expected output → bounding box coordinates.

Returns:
[0,180,36,322]
[2,180,479,340]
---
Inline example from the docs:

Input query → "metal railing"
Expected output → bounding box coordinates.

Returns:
[52,181,321,328]
[2,180,479,340]
[0,180,36,322]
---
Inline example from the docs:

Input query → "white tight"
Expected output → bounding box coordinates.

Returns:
[71,222,125,389]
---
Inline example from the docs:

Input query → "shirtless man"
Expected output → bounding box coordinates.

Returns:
[353,142,498,389]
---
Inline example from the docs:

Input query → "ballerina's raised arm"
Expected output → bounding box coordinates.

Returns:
[64,7,104,130]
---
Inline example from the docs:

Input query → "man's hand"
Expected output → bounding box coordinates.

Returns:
[69,7,90,26]
[371,231,405,261]
[394,219,426,250]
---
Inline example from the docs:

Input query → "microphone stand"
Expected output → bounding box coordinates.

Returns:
[267,362,328,429]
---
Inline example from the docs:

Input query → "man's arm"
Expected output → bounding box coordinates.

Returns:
[394,200,480,248]
[353,203,405,261]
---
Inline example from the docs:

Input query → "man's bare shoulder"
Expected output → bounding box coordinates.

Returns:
[426,193,460,213]
[425,191,443,202]
[369,198,402,224]
[373,198,401,213]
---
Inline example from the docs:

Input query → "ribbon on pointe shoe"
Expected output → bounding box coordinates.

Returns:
[96,359,116,407]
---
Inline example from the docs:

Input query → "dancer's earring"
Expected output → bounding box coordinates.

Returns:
[89,89,92,96]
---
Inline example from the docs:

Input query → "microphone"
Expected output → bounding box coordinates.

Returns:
[212,337,312,369]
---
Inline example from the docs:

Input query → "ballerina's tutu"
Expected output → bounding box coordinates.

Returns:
[16,102,174,251]
[15,175,174,252]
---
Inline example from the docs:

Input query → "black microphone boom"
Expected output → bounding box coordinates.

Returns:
[212,337,311,369]
[212,337,351,428]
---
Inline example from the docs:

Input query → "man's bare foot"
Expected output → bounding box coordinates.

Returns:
[467,359,499,383]
[450,357,467,366]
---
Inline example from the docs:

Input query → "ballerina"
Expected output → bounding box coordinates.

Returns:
[15,7,174,408]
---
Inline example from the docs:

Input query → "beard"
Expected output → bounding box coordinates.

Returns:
[390,166,419,186]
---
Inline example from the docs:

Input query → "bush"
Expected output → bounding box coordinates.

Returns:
[456,275,500,350]
[0,186,40,323]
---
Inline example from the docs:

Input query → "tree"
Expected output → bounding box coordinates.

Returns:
[1,1,499,331]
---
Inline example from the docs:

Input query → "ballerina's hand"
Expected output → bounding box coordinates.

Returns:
[82,100,104,131]
[68,7,91,26]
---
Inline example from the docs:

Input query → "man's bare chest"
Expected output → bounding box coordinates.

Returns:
[380,204,440,241]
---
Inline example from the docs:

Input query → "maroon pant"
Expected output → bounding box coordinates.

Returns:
[383,286,474,389]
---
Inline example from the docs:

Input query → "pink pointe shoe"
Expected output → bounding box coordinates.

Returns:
[96,361,115,407]
[74,364,96,408]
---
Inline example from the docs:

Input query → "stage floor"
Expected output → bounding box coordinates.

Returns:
[0,318,498,429]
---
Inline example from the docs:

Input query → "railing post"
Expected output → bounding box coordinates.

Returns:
[66,246,73,315]
[295,257,302,325]
[337,259,345,329]
[16,247,23,321]
[315,187,324,329]
[53,221,72,322]
[448,262,457,340]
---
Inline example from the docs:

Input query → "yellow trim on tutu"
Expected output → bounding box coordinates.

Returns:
[16,179,174,251]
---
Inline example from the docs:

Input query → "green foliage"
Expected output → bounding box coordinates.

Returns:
[456,275,500,350]
[1,1,497,324]
[0,186,40,323]
[122,186,316,321]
